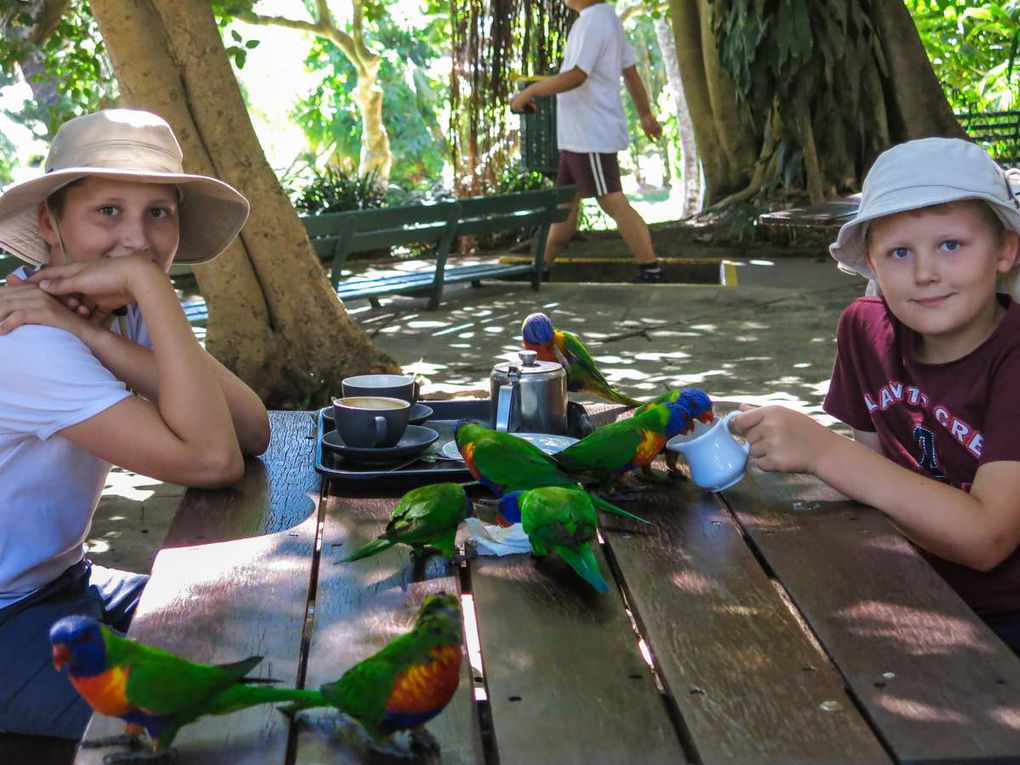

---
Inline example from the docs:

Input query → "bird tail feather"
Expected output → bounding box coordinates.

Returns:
[215,686,327,715]
[590,494,652,526]
[341,537,394,562]
[557,544,609,593]
[602,386,643,408]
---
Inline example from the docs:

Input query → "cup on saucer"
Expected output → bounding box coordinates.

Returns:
[332,396,410,448]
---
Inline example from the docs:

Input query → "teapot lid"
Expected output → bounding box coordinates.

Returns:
[492,350,564,378]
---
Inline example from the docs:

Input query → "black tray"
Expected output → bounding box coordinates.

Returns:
[314,398,594,490]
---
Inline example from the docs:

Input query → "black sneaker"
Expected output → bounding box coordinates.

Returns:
[631,269,667,284]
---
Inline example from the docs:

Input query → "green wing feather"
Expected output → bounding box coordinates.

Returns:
[560,331,642,407]
[342,484,468,561]
[109,629,255,714]
[553,421,647,476]
[519,488,609,592]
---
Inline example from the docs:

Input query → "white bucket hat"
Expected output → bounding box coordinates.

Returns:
[830,137,1020,280]
[0,109,249,267]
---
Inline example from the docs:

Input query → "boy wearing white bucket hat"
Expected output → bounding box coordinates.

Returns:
[0,109,270,739]
[733,138,1020,652]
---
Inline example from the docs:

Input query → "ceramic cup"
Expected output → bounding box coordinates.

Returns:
[665,410,750,491]
[332,396,410,448]
[341,374,419,404]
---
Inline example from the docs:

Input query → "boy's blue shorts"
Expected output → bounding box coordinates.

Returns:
[0,560,147,739]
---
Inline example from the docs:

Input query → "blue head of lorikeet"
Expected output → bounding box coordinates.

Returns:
[679,388,715,425]
[495,490,525,526]
[51,614,106,676]
[521,312,555,347]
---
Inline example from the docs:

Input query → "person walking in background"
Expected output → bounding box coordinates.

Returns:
[511,0,668,284]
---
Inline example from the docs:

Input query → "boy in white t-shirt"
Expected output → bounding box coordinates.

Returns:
[512,0,666,283]
[0,109,270,739]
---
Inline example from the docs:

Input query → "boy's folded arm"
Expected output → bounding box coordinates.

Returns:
[813,435,1020,571]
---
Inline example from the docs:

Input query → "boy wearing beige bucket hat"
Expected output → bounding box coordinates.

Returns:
[732,137,1020,653]
[0,109,270,739]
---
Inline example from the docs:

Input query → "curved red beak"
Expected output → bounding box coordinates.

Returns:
[699,411,716,424]
[52,644,71,670]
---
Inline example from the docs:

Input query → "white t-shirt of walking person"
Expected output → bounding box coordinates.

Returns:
[556,3,636,154]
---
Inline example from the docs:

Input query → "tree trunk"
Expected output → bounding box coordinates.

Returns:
[653,15,700,216]
[352,56,392,179]
[666,0,966,206]
[90,0,398,407]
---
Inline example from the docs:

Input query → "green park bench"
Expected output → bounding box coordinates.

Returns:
[302,186,576,310]
[958,110,1020,167]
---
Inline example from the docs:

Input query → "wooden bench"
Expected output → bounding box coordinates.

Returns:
[61,405,1020,764]
[303,186,576,310]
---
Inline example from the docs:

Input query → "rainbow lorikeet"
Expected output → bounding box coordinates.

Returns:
[634,387,717,476]
[552,399,695,484]
[521,312,643,407]
[282,593,463,753]
[341,483,473,562]
[498,487,609,593]
[50,615,319,755]
[453,421,651,526]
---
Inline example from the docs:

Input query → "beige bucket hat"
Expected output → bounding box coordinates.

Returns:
[0,109,249,267]
[830,137,1020,280]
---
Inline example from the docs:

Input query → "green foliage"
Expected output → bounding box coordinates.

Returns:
[0,0,116,138]
[292,167,386,214]
[493,165,552,194]
[906,0,1018,112]
[292,12,447,189]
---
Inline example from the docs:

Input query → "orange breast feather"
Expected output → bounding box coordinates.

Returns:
[386,646,462,715]
[71,666,134,717]
[634,431,666,465]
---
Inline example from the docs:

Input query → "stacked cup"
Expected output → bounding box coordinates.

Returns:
[332,375,419,448]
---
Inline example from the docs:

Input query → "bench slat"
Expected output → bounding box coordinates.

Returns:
[294,492,483,765]
[469,535,687,764]
[603,480,890,763]
[720,468,1020,762]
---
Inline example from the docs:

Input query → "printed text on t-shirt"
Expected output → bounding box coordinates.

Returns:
[863,380,983,458]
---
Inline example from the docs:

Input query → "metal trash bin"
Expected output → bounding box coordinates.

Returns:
[516,76,559,179]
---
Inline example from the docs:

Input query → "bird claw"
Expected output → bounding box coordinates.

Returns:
[102,748,176,764]
[410,727,441,756]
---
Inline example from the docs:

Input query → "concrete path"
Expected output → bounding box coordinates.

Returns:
[90,257,867,574]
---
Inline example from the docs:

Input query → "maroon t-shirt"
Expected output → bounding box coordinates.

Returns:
[824,295,1020,621]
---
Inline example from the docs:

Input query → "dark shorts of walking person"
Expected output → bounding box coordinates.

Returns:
[557,150,623,199]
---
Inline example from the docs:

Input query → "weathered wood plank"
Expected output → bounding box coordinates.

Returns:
[602,480,890,764]
[76,410,323,764]
[294,491,483,765]
[469,528,688,765]
[76,516,319,764]
[721,468,1020,763]
[161,410,321,546]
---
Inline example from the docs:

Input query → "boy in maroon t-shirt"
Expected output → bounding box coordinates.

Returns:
[732,138,1020,650]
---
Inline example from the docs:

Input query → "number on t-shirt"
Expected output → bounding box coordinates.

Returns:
[912,425,946,481]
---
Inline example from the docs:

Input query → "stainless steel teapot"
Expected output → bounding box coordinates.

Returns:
[489,350,568,434]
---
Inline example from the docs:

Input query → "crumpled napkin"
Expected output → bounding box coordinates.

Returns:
[464,517,533,556]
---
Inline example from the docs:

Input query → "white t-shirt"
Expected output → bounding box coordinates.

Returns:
[556,3,635,154]
[0,289,149,609]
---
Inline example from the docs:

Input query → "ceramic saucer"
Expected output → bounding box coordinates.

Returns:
[439,432,578,462]
[322,425,439,463]
[408,402,433,425]
[319,403,433,428]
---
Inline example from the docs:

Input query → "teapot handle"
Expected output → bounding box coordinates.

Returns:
[495,367,521,432]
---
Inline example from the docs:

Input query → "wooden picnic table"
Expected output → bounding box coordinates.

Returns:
[75,406,1020,765]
